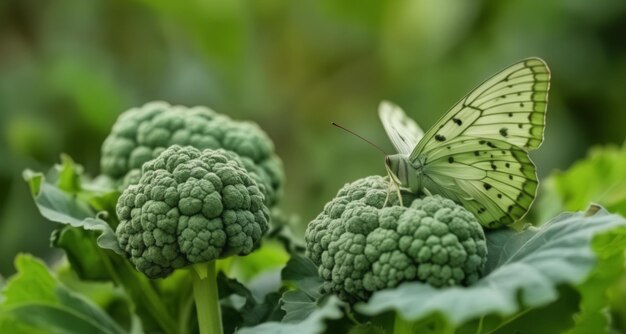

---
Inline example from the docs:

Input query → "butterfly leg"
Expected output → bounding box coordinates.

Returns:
[395,183,404,207]
[383,178,393,207]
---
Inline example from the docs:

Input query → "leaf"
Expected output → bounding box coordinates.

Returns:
[536,143,626,222]
[237,295,345,334]
[356,207,626,332]
[56,154,83,193]
[347,323,387,334]
[281,254,324,300]
[51,227,112,280]
[216,272,284,333]
[0,254,129,334]
[23,160,179,334]
[226,241,290,282]
[281,290,319,323]
[568,227,626,333]
[23,169,122,255]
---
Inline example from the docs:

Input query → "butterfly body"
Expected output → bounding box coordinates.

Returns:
[385,154,424,193]
[379,58,550,228]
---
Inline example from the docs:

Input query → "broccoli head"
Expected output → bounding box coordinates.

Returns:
[305,176,487,302]
[115,145,270,279]
[101,101,283,205]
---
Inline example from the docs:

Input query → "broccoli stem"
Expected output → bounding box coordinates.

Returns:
[192,262,223,334]
[393,314,414,334]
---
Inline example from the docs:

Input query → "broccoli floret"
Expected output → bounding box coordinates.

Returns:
[305,176,487,302]
[101,101,283,205]
[115,145,270,279]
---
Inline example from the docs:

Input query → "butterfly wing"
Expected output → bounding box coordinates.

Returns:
[410,57,549,159]
[379,100,424,155]
[410,58,549,227]
[420,137,538,228]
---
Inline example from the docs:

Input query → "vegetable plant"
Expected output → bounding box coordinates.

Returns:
[305,176,487,302]
[1,100,626,334]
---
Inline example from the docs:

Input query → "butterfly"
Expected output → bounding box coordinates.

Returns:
[380,58,550,228]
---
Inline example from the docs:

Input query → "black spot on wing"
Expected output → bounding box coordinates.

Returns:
[483,183,492,190]
[453,118,462,125]
[499,128,508,137]
[435,134,446,142]
[448,157,454,163]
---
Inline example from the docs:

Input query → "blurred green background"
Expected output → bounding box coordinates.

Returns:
[1,0,626,275]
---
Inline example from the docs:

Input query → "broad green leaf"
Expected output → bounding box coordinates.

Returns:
[281,290,318,323]
[51,227,112,280]
[237,295,345,334]
[23,160,178,334]
[56,154,83,193]
[536,143,626,222]
[23,169,122,255]
[217,272,284,333]
[0,254,128,334]
[227,241,290,282]
[281,254,324,300]
[356,207,626,332]
[568,227,626,333]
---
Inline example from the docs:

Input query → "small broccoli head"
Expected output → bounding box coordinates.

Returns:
[115,145,270,279]
[305,175,487,302]
[101,101,283,205]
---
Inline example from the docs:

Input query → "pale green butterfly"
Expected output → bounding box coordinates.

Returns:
[380,58,550,228]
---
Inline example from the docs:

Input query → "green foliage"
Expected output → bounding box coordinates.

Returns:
[305,176,487,302]
[537,143,626,222]
[261,206,626,334]
[18,151,288,334]
[12,135,626,334]
[356,208,626,333]
[0,254,138,334]
[100,101,284,205]
[22,165,121,256]
[237,295,345,334]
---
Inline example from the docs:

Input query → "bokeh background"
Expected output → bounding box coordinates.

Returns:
[1,0,626,275]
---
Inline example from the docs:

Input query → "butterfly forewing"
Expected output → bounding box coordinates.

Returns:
[379,101,424,155]
[422,138,538,227]
[410,58,550,160]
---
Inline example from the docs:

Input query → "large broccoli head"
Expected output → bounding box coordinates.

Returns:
[305,176,487,302]
[101,101,283,205]
[115,145,270,279]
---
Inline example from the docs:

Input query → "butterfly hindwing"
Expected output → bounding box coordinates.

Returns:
[410,58,550,161]
[379,101,424,155]
[421,137,538,227]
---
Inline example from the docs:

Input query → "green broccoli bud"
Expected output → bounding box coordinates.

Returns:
[305,175,487,302]
[115,145,270,279]
[101,101,283,205]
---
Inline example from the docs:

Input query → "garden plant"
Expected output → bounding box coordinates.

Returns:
[2,60,626,334]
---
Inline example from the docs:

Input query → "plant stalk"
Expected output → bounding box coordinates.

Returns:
[394,313,414,334]
[192,262,223,334]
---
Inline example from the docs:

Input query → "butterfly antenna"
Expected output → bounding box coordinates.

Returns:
[331,122,387,155]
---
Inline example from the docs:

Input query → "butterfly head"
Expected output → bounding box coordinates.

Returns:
[385,154,406,186]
